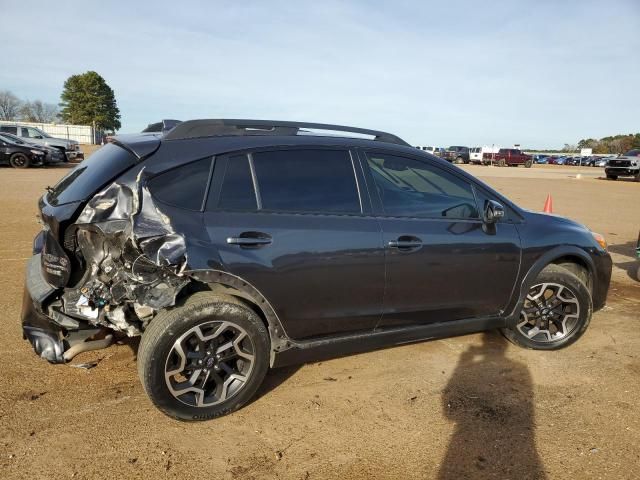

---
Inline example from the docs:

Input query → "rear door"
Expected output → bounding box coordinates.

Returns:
[359,150,521,328]
[202,147,385,340]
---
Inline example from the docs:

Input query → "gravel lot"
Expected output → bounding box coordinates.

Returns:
[0,161,638,480]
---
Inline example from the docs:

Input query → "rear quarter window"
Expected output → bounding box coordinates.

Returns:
[148,157,213,210]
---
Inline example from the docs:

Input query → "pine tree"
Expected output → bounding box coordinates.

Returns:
[59,71,121,131]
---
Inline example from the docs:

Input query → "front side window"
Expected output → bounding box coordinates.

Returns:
[366,153,479,219]
[26,128,43,138]
[148,157,212,210]
[252,149,361,214]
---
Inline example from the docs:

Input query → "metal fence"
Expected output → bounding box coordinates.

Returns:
[0,120,95,144]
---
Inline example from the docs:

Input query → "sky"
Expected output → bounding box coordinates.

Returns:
[2,0,639,148]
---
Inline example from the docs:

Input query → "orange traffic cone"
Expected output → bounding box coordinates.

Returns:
[543,194,553,213]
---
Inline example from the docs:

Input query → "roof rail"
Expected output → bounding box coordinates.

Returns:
[141,119,182,133]
[162,119,410,146]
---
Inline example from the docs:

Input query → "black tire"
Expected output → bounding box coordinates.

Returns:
[455,156,464,164]
[524,159,533,168]
[606,174,617,180]
[498,159,506,167]
[9,153,30,168]
[138,291,270,421]
[502,264,592,350]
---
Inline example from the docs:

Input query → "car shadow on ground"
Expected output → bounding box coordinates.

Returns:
[597,176,640,183]
[608,240,639,282]
[437,331,547,479]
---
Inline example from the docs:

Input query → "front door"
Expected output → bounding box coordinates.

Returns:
[360,150,521,328]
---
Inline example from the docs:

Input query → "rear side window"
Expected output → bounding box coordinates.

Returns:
[0,126,18,135]
[148,157,212,210]
[252,149,361,214]
[47,143,137,206]
[366,153,478,219]
[217,155,257,210]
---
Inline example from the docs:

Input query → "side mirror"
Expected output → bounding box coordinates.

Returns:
[483,200,505,224]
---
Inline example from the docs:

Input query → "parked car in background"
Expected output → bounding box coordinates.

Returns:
[470,146,499,164]
[0,132,65,165]
[487,148,533,167]
[20,118,612,420]
[0,134,46,168]
[443,146,470,164]
[469,147,483,164]
[0,124,81,161]
[605,149,640,181]
[595,157,610,168]
[555,157,567,165]
[534,155,548,164]
[416,146,437,155]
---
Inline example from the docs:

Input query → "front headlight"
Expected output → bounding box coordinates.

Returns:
[30,149,45,156]
[591,232,607,251]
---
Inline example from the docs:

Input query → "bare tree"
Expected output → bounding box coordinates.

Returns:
[0,90,22,120]
[20,100,59,123]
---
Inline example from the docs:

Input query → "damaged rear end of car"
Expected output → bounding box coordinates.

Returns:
[22,136,190,363]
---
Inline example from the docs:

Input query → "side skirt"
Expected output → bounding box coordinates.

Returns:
[272,316,507,368]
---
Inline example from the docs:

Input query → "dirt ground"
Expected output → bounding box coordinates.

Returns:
[0,160,638,480]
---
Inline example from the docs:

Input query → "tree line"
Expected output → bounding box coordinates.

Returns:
[0,91,60,123]
[577,134,640,154]
[0,71,121,132]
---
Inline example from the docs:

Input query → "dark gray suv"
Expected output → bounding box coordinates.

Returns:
[22,119,612,420]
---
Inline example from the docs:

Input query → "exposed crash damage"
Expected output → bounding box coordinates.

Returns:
[60,173,189,335]
[30,171,193,363]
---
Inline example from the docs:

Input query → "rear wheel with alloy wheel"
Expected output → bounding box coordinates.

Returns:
[138,292,270,420]
[502,264,592,350]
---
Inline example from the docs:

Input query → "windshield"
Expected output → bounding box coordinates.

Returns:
[623,149,640,157]
[46,143,137,206]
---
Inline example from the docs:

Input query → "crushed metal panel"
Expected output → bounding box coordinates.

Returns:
[56,173,191,336]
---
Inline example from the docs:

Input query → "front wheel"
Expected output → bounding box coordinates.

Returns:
[606,173,617,180]
[524,159,533,168]
[502,264,592,350]
[10,153,30,168]
[137,292,270,421]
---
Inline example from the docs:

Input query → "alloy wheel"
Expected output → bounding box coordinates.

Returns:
[164,321,255,407]
[517,282,580,343]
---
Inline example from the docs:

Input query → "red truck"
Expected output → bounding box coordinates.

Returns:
[483,148,533,168]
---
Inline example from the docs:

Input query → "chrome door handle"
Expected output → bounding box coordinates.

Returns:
[227,232,272,247]
[388,235,423,250]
